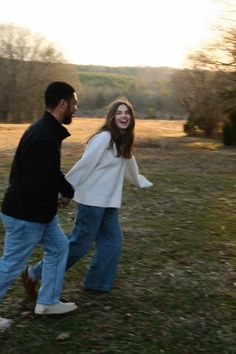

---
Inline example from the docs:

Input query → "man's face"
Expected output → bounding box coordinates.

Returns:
[62,92,78,125]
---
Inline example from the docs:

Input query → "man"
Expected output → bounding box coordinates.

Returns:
[0,81,78,331]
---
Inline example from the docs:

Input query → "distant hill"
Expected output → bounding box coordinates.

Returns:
[0,56,185,121]
[76,65,185,118]
[77,64,176,80]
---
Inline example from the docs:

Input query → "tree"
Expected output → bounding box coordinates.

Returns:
[0,24,81,122]
[171,63,226,137]
[172,29,236,137]
[171,0,236,137]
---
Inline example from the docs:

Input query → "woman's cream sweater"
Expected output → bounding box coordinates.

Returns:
[65,131,153,208]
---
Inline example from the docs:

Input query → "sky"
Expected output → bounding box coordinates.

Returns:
[0,0,228,68]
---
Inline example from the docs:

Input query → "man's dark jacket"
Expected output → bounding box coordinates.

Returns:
[1,112,74,223]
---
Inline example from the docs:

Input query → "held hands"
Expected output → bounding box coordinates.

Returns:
[58,196,71,208]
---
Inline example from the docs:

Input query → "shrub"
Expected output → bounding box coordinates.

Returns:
[222,110,236,146]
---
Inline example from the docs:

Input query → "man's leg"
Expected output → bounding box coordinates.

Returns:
[0,213,45,327]
[0,214,76,315]
[28,204,105,280]
[36,216,69,305]
[0,213,45,299]
[31,216,77,314]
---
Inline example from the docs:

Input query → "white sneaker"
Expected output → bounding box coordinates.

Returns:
[35,301,77,315]
[0,316,13,331]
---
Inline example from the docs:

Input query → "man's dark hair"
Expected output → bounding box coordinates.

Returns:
[45,81,75,109]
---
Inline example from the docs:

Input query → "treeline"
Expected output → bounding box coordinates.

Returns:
[0,23,185,123]
[0,62,186,122]
[0,57,80,122]
[77,65,185,118]
[0,57,186,122]
[2,15,236,144]
[0,24,80,123]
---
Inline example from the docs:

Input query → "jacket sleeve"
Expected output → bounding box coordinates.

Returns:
[125,155,153,188]
[65,132,111,189]
[59,172,74,198]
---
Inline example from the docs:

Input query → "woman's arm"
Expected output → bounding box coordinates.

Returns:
[125,155,153,188]
[65,131,111,189]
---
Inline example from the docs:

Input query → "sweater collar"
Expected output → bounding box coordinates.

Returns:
[42,111,71,141]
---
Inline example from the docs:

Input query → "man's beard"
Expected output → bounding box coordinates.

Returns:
[62,115,72,125]
[62,111,73,125]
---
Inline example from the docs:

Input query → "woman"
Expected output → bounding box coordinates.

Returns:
[23,97,152,294]
[64,97,153,292]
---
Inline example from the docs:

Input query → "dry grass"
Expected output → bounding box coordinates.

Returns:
[0,119,236,354]
[0,118,186,148]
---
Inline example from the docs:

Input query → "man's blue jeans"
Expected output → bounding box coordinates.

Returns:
[31,205,123,291]
[0,213,69,304]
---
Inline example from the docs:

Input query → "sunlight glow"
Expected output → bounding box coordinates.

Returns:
[0,0,226,67]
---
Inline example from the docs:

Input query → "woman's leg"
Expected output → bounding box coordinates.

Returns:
[66,204,104,268]
[83,208,123,291]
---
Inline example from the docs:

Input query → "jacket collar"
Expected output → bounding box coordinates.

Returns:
[42,111,71,141]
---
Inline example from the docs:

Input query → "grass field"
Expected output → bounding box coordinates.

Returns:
[0,119,235,354]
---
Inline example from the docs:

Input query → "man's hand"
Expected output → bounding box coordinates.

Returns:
[58,197,71,208]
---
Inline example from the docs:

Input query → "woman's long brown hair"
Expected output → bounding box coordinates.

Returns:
[88,97,135,159]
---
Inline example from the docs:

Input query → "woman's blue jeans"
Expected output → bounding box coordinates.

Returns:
[31,205,123,291]
[0,213,69,305]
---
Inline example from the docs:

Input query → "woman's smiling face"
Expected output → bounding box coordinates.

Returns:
[114,104,131,130]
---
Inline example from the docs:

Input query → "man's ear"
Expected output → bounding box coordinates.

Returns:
[59,99,67,109]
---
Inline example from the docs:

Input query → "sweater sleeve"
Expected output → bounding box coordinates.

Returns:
[125,155,153,188]
[65,131,111,189]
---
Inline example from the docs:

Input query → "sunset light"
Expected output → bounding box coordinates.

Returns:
[0,0,228,67]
